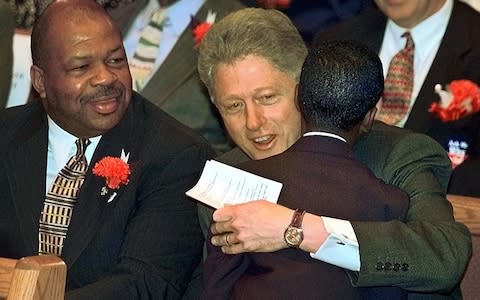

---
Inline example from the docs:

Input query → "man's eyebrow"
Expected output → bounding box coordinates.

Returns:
[108,45,124,55]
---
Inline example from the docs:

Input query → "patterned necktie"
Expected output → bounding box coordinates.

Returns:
[39,138,90,256]
[377,32,415,125]
[129,7,169,91]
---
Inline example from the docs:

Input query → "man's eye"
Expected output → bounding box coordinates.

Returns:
[71,64,88,71]
[258,94,277,104]
[224,102,244,114]
[108,57,126,65]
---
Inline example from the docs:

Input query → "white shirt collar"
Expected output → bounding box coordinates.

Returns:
[47,116,102,167]
[303,131,347,143]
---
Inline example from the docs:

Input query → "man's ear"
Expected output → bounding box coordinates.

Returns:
[294,84,301,112]
[30,65,46,98]
[360,106,377,135]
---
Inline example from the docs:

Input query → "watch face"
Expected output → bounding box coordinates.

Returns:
[285,226,303,247]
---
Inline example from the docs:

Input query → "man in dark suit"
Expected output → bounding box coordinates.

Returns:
[314,0,480,197]
[0,1,214,299]
[204,40,410,299]
[103,0,245,154]
[197,8,471,299]
[0,1,14,108]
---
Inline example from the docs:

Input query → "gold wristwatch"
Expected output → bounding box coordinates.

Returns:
[284,209,306,248]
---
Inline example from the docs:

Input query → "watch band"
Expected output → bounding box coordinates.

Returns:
[290,209,306,228]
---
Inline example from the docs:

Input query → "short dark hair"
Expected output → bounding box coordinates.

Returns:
[31,0,111,68]
[298,40,383,131]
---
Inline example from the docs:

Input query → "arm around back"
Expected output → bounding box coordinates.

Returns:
[352,122,472,292]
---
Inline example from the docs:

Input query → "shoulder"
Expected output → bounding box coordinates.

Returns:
[450,1,480,41]
[353,122,451,185]
[215,147,250,166]
[313,7,386,46]
[204,0,245,17]
[130,93,214,161]
[453,0,480,19]
[0,101,44,138]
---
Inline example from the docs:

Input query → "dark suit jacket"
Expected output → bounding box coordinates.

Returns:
[0,2,14,108]
[106,0,245,154]
[0,92,215,299]
[199,122,471,299]
[204,135,409,299]
[314,0,480,197]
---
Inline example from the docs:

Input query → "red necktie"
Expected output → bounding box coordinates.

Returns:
[377,32,415,125]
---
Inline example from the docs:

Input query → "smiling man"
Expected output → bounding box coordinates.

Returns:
[0,1,214,299]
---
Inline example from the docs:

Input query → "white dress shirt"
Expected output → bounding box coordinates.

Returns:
[46,117,101,193]
[378,0,453,127]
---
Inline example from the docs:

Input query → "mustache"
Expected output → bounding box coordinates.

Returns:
[81,86,122,103]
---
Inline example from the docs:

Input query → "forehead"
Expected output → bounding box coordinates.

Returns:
[213,55,294,95]
[47,14,121,56]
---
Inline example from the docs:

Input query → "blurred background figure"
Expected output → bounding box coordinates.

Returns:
[6,0,50,30]
[0,1,14,108]
[314,0,480,197]
[243,0,373,45]
[101,0,245,154]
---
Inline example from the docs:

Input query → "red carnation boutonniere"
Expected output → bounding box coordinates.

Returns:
[93,149,131,202]
[429,79,480,122]
[191,10,216,49]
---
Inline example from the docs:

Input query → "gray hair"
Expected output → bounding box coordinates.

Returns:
[197,8,308,102]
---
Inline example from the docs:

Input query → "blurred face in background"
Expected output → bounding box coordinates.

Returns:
[213,55,301,160]
[373,0,446,28]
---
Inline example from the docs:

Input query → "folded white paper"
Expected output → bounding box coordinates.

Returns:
[186,160,282,209]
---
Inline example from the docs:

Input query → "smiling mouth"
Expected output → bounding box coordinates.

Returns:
[253,135,275,145]
[90,96,120,114]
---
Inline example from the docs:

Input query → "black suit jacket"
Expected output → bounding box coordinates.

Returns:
[0,1,14,108]
[314,0,480,196]
[0,92,215,299]
[203,136,409,299]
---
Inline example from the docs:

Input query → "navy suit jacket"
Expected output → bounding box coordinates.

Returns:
[203,136,409,299]
[314,0,480,196]
[0,92,215,299]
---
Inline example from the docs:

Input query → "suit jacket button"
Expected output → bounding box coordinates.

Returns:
[393,263,401,271]
[402,263,409,271]
[376,262,384,271]
[384,262,392,271]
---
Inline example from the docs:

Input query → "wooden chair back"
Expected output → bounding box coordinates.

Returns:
[0,255,66,300]
[447,194,480,299]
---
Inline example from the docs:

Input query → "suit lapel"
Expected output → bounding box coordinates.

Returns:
[5,102,48,254]
[63,96,142,268]
[406,1,474,131]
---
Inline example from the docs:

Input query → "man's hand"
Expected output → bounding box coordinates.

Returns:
[210,200,293,254]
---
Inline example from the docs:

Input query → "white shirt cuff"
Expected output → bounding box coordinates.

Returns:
[309,216,360,271]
